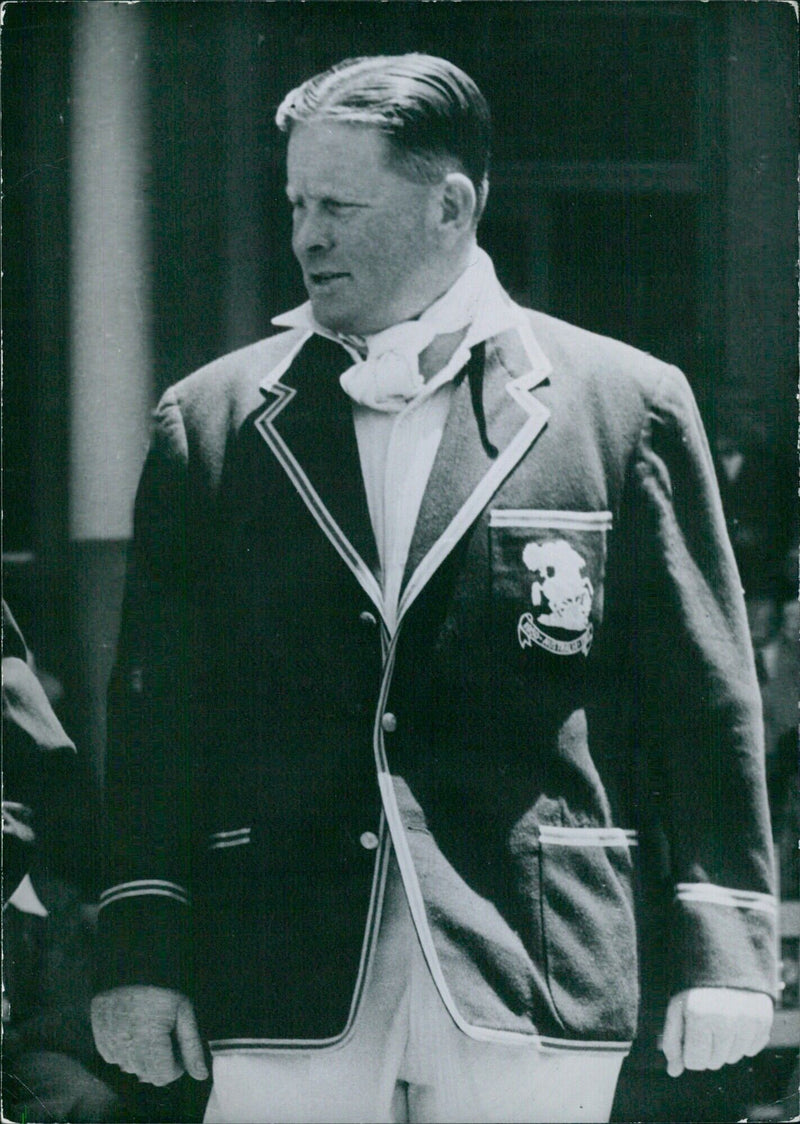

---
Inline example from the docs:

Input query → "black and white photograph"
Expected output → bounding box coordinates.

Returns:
[2,3,797,1121]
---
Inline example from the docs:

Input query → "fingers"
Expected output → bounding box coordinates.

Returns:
[176,994,210,1081]
[660,988,774,1078]
[91,986,196,1086]
[724,1024,754,1068]
[730,993,773,1063]
[125,1037,184,1087]
[682,1009,716,1070]
[743,1020,772,1058]
[723,1011,769,1068]
[91,997,117,1066]
[660,993,686,1077]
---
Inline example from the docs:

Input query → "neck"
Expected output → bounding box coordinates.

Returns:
[416,240,477,319]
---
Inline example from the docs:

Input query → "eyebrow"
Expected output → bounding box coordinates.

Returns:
[285,187,368,207]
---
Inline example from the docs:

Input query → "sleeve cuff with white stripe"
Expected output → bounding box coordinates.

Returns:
[96,878,195,995]
[670,881,779,999]
[99,878,191,910]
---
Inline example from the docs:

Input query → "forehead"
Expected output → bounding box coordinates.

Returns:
[286,121,403,193]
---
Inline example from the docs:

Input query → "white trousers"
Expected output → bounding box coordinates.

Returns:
[204,856,625,1124]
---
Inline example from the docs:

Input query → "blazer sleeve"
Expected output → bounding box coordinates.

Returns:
[97,390,200,996]
[628,366,778,999]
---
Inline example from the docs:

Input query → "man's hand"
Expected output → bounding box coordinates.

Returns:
[660,987,773,1077]
[91,986,209,1086]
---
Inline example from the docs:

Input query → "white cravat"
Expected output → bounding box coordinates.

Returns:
[339,321,431,412]
[338,250,488,413]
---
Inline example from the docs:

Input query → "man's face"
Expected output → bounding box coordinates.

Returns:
[286,122,444,336]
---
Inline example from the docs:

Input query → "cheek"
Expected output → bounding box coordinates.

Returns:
[372,218,429,279]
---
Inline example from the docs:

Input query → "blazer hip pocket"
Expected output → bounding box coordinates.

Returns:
[537,826,639,1041]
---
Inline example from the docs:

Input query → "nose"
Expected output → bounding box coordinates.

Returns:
[292,205,334,259]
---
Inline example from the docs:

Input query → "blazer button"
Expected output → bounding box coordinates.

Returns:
[359,831,379,850]
[381,712,397,733]
[359,610,378,627]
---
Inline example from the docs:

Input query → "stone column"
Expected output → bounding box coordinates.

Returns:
[69,1,151,785]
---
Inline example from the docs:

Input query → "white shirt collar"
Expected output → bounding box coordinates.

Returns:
[269,248,551,389]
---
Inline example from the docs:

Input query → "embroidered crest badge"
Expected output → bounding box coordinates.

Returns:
[517,539,594,655]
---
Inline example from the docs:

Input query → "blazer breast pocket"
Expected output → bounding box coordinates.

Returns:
[489,509,612,662]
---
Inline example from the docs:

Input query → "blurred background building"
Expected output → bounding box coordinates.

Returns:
[2,3,797,1120]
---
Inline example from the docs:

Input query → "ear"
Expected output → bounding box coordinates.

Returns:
[437,172,477,237]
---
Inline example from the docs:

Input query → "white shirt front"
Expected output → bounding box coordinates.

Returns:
[352,372,456,633]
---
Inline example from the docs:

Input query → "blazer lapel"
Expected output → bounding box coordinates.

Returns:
[399,325,551,623]
[254,334,384,618]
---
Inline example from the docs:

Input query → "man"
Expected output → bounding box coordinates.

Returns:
[91,55,776,1123]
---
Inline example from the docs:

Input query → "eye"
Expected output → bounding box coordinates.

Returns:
[323,199,357,216]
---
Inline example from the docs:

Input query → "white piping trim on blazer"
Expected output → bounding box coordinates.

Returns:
[490,510,614,532]
[675,882,777,915]
[254,379,387,627]
[505,368,547,416]
[207,818,391,1053]
[371,628,632,1053]
[98,879,190,910]
[538,825,637,847]
[513,309,553,379]
[396,382,551,627]
[259,328,315,393]
[209,828,252,850]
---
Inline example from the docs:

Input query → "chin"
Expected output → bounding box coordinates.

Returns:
[311,303,356,336]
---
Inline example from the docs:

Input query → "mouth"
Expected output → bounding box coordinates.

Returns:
[307,271,349,290]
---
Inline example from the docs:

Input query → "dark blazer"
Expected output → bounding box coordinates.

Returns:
[98,310,777,1055]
